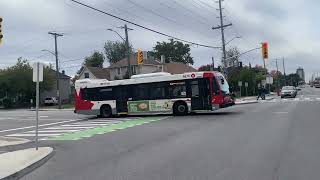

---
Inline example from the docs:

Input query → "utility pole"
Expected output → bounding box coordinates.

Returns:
[212,0,232,73]
[211,57,215,71]
[282,57,286,86]
[48,32,63,109]
[120,24,133,78]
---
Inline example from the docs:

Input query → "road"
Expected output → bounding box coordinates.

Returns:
[2,86,320,180]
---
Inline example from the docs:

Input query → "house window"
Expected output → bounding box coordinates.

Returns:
[117,68,121,75]
[84,72,89,78]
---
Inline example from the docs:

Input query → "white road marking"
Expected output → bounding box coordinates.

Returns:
[273,112,289,114]
[44,126,92,130]
[294,98,299,101]
[61,124,102,127]
[26,130,79,133]
[0,119,84,133]
[6,133,62,137]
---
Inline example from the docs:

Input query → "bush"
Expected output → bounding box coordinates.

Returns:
[3,98,13,108]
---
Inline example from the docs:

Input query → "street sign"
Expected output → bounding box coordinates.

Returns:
[32,62,44,150]
[32,62,44,82]
[261,80,266,86]
[266,76,273,84]
[238,81,242,87]
[245,82,248,87]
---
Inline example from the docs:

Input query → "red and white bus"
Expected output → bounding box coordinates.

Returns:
[74,72,234,117]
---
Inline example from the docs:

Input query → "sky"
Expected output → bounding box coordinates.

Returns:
[0,0,319,80]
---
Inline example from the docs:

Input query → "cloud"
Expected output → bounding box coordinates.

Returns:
[0,0,319,80]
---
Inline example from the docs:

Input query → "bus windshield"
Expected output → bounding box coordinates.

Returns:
[216,76,230,95]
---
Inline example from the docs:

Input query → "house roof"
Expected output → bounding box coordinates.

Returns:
[86,66,110,80]
[109,54,161,68]
[49,69,71,79]
[163,62,197,74]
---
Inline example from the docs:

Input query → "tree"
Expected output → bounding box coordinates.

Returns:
[0,58,54,108]
[150,39,194,64]
[84,51,104,68]
[226,47,240,67]
[104,41,133,64]
[198,64,212,71]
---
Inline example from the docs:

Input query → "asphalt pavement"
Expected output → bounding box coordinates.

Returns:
[2,86,320,180]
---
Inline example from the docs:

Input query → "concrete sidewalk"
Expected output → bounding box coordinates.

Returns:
[0,137,30,148]
[235,94,277,105]
[0,147,53,180]
[29,108,74,111]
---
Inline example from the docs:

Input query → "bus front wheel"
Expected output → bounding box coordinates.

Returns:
[100,105,112,118]
[173,101,188,116]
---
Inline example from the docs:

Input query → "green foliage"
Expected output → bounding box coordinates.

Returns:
[150,39,194,65]
[104,41,133,64]
[84,51,105,68]
[0,58,55,108]
[227,66,266,96]
[198,64,212,71]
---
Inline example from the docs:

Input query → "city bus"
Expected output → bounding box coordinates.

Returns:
[74,72,234,117]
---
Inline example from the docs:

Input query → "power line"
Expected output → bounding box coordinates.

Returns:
[61,58,84,63]
[70,0,220,49]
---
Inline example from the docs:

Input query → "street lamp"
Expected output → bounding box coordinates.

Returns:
[225,36,241,46]
[106,28,125,42]
[41,49,55,56]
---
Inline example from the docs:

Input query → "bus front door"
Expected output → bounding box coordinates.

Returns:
[190,79,211,111]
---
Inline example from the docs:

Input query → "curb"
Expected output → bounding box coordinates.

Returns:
[0,137,30,148]
[29,108,74,112]
[235,101,259,105]
[0,147,55,180]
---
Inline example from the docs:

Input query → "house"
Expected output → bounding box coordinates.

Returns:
[108,54,197,80]
[77,66,111,80]
[41,70,72,104]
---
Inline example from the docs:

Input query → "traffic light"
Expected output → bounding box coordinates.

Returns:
[261,42,268,59]
[137,49,143,65]
[0,17,3,44]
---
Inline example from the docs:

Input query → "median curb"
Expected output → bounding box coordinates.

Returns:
[29,108,74,111]
[0,147,54,180]
[235,100,258,105]
[0,137,30,148]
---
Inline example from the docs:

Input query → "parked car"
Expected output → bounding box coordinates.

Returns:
[44,97,58,105]
[281,86,297,98]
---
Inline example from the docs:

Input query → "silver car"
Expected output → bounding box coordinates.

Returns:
[281,86,297,98]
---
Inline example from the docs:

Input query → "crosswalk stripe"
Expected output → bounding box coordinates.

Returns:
[61,124,106,127]
[44,126,92,130]
[26,130,79,133]
[71,122,116,126]
[6,133,61,137]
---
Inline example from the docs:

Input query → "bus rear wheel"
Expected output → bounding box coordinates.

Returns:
[100,105,112,118]
[173,101,188,116]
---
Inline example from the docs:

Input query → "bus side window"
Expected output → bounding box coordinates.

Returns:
[99,88,113,100]
[132,84,149,100]
[170,85,186,98]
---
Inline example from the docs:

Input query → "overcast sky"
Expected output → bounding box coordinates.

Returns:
[0,0,319,80]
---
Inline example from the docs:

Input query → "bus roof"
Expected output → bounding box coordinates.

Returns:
[75,71,223,89]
